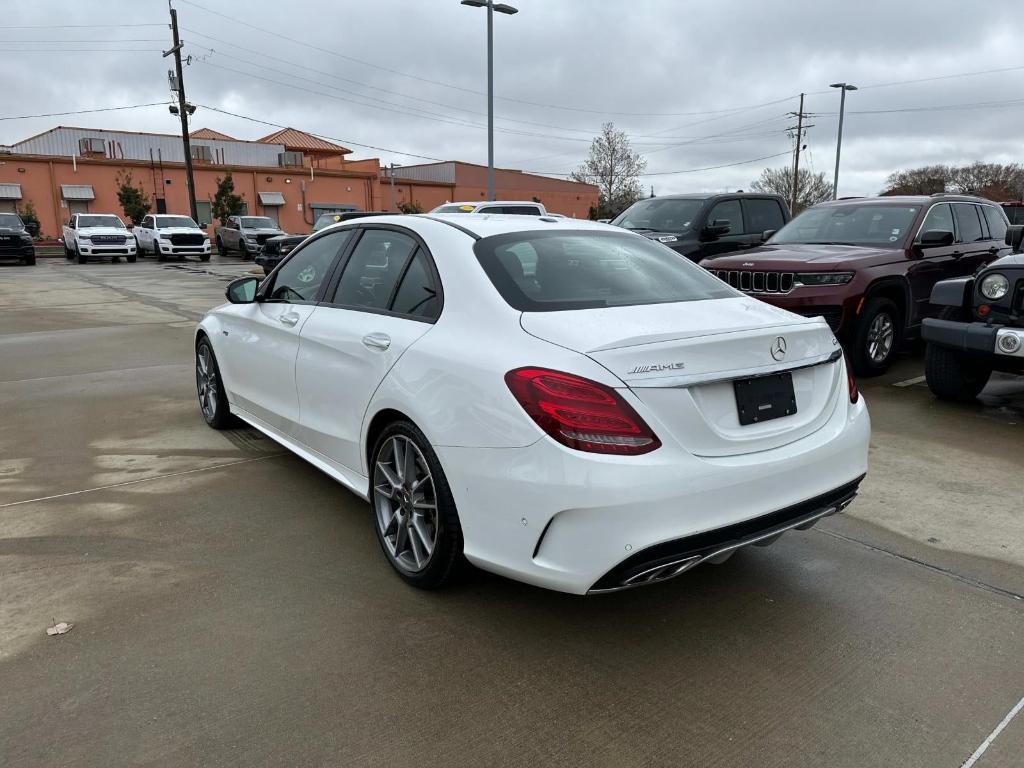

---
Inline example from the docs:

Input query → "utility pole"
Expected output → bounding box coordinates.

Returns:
[830,83,858,199]
[389,163,397,211]
[165,5,198,222]
[785,94,813,214]
[461,1,518,201]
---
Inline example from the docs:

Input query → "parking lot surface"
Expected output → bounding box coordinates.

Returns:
[1,257,1022,767]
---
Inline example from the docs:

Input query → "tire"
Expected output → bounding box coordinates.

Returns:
[127,254,137,263]
[64,241,73,260]
[369,421,464,590]
[134,236,143,255]
[195,337,232,429]
[216,237,226,256]
[157,252,167,263]
[23,255,36,266]
[76,244,87,264]
[241,244,252,261]
[850,297,901,376]
[200,254,211,262]
[925,306,992,401]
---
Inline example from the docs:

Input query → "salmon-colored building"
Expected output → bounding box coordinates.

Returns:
[0,125,597,238]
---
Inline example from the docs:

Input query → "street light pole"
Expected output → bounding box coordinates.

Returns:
[830,82,857,200]
[461,0,518,202]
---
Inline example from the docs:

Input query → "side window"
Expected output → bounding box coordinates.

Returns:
[391,250,441,319]
[982,205,1008,243]
[743,198,786,234]
[267,230,350,303]
[707,199,743,234]
[503,206,541,215]
[916,203,954,242]
[331,229,418,310]
[953,203,984,243]
[478,206,500,214]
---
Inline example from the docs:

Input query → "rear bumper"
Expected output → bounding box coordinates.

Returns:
[436,391,870,595]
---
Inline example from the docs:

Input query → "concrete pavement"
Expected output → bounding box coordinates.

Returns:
[1,256,1022,767]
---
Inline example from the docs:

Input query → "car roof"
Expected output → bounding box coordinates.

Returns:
[320,212,610,240]
[813,194,997,207]
[634,192,784,201]
[441,201,543,207]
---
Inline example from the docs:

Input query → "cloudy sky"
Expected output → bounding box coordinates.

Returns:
[3,0,1022,196]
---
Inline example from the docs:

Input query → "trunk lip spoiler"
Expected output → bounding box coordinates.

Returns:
[622,348,843,389]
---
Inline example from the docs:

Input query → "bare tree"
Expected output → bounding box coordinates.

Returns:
[750,166,831,214]
[571,123,646,218]
[882,165,952,196]
[882,162,1024,200]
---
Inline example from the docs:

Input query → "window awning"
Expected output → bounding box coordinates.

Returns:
[0,183,22,200]
[61,184,95,201]
[258,191,286,206]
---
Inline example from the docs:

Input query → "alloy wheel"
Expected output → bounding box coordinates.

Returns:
[373,435,439,573]
[867,311,894,363]
[196,344,219,422]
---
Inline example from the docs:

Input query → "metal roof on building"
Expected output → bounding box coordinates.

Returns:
[383,162,456,185]
[258,128,351,155]
[0,183,22,200]
[14,127,286,167]
[60,184,95,200]
[190,127,235,140]
[258,191,286,205]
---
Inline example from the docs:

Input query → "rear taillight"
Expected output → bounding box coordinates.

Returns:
[844,354,859,403]
[505,367,661,455]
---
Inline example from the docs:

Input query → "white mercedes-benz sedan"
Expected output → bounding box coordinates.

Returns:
[194,214,870,594]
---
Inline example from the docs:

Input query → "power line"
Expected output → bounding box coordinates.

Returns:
[815,96,1024,116]
[0,48,165,53]
[177,0,808,120]
[192,103,448,162]
[0,23,164,29]
[182,28,600,136]
[857,64,1024,91]
[0,38,165,42]
[0,102,168,121]
[530,150,793,178]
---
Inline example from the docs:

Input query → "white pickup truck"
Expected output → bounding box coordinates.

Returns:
[215,215,286,260]
[133,214,212,262]
[62,213,137,264]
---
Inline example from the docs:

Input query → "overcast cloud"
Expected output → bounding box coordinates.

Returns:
[2,0,1022,197]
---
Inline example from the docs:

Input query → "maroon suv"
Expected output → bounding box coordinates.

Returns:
[700,195,1011,374]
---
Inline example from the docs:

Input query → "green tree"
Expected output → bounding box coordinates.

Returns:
[212,172,246,225]
[17,200,41,237]
[397,200,422,214]
[116,171,151,226]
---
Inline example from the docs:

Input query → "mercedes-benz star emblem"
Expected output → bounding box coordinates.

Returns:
[770,336,787,361]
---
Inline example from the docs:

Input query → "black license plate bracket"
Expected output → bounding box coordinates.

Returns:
[733,372,797,426]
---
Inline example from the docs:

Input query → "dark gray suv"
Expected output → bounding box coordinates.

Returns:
[610,193,791,261]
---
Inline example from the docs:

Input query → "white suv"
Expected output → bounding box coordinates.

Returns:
[430,200,547,216]
[134,214,212,262]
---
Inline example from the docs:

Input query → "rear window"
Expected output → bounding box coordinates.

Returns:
[474,230,735,312]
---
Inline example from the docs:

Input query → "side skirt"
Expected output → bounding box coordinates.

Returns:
[230,405,370,501]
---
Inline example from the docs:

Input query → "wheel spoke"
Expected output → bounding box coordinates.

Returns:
[402,440,418,489]
[382,508,399,540]
[376,461,401,491]
[392,439,406,483]
[374,482,396,500]
[394,520,409,557]
[412,499,435,511]
[407,525,425,568]
[411,517,434,558]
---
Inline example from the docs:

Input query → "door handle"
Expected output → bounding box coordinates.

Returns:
[362,332,391,351]
[279,311,300,327]
[988,246,1000,255]
[951,251,963,259]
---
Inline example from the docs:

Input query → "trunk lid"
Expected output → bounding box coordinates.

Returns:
[520,297,843,457]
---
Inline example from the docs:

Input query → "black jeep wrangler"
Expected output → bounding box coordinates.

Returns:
[922,225,1024,400]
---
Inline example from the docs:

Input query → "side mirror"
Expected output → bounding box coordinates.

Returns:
[761,229,777,242]
[919,229,954,248]
[1005,224,1024,252]
[702,218,732,239]
[225,276,260,304]
[25,221,40,237]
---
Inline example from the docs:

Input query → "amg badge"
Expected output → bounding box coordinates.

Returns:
[628,362,685,374]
